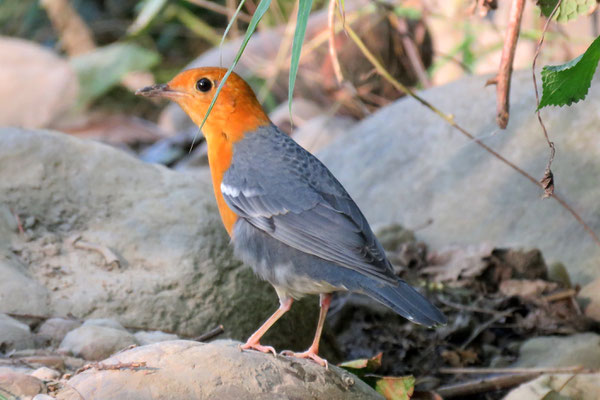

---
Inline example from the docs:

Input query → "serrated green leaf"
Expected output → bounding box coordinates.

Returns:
[198,0,271,132]
[538,35,600,109]
[537,0,594,23]
[374,376,415,400]
[127,0,168,36]
[288,0,313,121]
[71,43,160,107]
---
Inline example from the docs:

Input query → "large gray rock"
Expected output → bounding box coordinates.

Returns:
[55,340,382,400]
[514,333,600,369]
[504,373,600,400]
[38,318,82,347]
[0,128,319,350]
[317,71,600,284]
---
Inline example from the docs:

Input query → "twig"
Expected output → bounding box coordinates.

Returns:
[437,296,500,315]
[184,0,252,23]
[75,361,147,375]
[494,0,525,129]
[532,0,562,199]
[69,235,121,269]
[328,0,344,85]
[543,288,577,302]
[193,325,225,342]
[460,309,514,349]
[39,0,95,55]
[439,366,588,375]
[343,23,600,248]
[436,373,540,398]
[388,13,431,88]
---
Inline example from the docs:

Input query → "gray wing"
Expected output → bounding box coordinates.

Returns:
[222,126,397,285]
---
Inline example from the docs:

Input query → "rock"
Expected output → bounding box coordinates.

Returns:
[292,115,355,153]
[514,333,600,369]
[317,71,600,284]
[0,313,35,351]
[0,37,77,129]
[30,367,61,381]
[0,371,46,398]
[38,318,82,347]
[34,395,56,400]
[134,331,179,346]
[82,318,125,331]
[59,325,138,361]
[54,340,382,400]
[579,277,600,322]
[504,373,600,400]
[0,128,320,351]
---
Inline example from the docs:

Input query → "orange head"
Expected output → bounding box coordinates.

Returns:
[136,67,271,142]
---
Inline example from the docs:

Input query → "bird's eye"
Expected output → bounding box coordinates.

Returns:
[196,78,212,92]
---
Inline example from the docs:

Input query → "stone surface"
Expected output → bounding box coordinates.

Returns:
[0,313,35,351]
[0,128,319,351]
[30,367,61,381]
[55,340,382,400]
[134,330,179,346]
[578,277,600,322]
[317,71,600,284]
[0,371,46,398]
[0,37,77,129]
[292,115,355,153]
[38,318,82,347]
[504,373,600,400]
[514,333,600,369]
[82,318,126,331]
[59,325,138,361]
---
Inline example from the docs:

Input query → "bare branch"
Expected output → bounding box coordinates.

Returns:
[495,0,526,129]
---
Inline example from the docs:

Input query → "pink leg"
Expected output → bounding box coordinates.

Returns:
[282,293,332,368]
[241,297,293,355]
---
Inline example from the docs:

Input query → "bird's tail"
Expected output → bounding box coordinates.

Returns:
[359,280,447,327]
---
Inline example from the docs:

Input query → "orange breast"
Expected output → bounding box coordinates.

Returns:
[207,135,238,236]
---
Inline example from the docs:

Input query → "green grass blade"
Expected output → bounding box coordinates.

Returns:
[219,0,247,67]
[288,0,313,120]
[196,0,272,135]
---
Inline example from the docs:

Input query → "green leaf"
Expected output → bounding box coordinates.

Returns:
[219,0,247,66]
[288,0,313,120]
[71,43,160,107]
[537,0,594,23]
[374,376,415,400]
[127,0,168,36]
[538,35,600,109]
[197,0,271,132]
[339,353,383,373]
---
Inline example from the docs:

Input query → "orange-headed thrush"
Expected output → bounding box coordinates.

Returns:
[137,67,446,367]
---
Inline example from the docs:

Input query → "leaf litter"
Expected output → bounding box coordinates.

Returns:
[335,224,599,399]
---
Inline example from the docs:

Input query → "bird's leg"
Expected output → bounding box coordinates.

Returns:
[241,297,293,355]
[282,293,332,368]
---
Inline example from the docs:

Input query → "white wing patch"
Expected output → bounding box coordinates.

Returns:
[221,182,260,197]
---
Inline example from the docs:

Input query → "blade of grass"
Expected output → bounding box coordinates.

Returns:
[192,0,272,149]
[220,0,247,67]
[288,0,314,122]
[175,4,222,46]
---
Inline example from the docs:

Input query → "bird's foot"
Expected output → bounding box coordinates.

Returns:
[240,340,277,356]
[281,349,328,368]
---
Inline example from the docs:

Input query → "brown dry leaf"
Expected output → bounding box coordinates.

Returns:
[441,348,479,367]
[0,37,78,129]
[424,244,494,282]
[499,279,558,299]
[55,113,168,145]
[540,168,555,198]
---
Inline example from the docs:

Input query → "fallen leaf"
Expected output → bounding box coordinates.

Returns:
[375,375,415,400]
[499,279,558,299]
[424,244,494,282]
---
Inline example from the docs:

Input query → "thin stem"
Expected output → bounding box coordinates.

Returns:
[344,23,600,248]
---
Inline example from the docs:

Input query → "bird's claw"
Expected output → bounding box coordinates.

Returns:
[281,349,328,368]
[240,341,277,356]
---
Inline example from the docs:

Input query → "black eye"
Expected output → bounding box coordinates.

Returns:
[196,78,212,92]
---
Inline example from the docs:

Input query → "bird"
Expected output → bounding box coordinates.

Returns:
[136,67,446,367]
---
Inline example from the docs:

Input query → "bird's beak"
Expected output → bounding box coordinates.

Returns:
[135,83,185,99]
